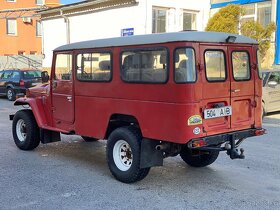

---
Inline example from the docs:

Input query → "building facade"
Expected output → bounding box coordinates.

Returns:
[39,0,210,69]
[210,0,278,67]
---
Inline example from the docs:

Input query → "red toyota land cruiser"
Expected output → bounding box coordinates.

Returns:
[10,32,265,183]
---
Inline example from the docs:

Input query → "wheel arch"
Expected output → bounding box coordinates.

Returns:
[104,113,142,139]
[14,98,47,128]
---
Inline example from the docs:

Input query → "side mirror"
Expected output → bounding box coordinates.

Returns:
[41,71,49,83]
[267,80,278,88]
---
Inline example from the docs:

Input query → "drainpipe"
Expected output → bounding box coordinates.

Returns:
[60,9,70,44]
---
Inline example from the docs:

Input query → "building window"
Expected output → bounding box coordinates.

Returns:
[35,0,44,5]
[6,19,17,35]
[18,51,25,55]
[36,21,42,36]
[6,0,16,2]
[241,2,272,27]
[183,12,197,31]
[152,8,167,33]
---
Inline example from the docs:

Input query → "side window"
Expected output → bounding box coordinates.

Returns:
[0,72,3,78]
[205,50,226,82]
[11,71,20,79]
[55,53,72,81]
[232,51,250,81]
[268,72,280,85]
[2,71,12,79]
[121,48,168,83]
[76,52,111,82]
[174,48,196,83]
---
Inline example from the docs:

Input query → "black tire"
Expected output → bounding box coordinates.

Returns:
[81,136,98,142]
[12,109,40,150]
[106,126,150,183]
[180,146,219,167]
[7,88,16,101]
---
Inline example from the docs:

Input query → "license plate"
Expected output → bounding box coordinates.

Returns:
[204,106,232,119]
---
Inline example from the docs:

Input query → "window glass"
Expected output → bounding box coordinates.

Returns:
[121,49,168,83]
[2,71,12,79]
[268,72,280,85]
[11,71,20,79]
[183,12,196,31]
[36,21,42,36]
[232,51,250,80]
[6,19,17,35]
[55,54,72,81]
[243,4,255,16]
[174,48,196,83]
[77,52,111,82]
[23,71,41,79]
[0,71,3,78]
[257,2,272,27]
[205,51,226,81]
[152,8,167,33]
[36,0,44,5]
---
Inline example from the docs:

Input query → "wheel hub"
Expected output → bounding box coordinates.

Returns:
[113,140,133,171]
[16,119,27,142]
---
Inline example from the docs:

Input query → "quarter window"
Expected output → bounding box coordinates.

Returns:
[174,48,196,83]
[77,52,112,82]
[232,51,250,81]
[55,54,72,81]
[121,49,168,83]
[205,51,226,82]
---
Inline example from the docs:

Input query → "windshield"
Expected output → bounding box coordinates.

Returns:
[23,70,41,79]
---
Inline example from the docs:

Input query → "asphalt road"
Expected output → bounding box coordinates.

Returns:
[0,97,280,210]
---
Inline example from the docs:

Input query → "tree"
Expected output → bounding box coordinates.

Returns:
[205,4,275,59]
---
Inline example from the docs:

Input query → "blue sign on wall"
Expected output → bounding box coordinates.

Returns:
[121,28,134,37]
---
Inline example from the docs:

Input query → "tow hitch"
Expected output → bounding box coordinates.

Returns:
[225,138,245,159]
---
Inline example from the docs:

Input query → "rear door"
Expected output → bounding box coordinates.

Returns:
[228,46,255,129]
[200,45,231,134]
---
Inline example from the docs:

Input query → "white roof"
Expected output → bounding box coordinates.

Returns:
[54,31,258,51]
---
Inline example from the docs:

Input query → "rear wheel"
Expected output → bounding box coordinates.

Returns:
[106,126,150,183]
[12,110,40,150]
[180,146,219,167]
[81,136,98,142]
[7,88,16,101]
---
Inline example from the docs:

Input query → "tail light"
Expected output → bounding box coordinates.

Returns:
[19,79,25,87]
[191,139,206,148]
[255,129,266,136]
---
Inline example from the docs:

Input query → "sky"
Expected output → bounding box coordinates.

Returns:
[60,0,83,5]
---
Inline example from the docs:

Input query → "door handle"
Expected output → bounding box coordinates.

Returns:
[231,89,240,93]
[67,96,72,102]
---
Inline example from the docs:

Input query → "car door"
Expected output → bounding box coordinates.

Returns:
[200,44,231,135]
[265,72,280,112]
[51,52,75,129]
[228,46,255,130]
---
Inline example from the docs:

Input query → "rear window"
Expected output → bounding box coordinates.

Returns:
[121,48,168,83]
[23,71,41,79]
[232,51,250,81]
[205,50,226,82]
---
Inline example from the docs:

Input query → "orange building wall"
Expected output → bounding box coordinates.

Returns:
[0,0,60,56]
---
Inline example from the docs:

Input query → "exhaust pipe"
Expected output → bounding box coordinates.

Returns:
[155,144,169,151]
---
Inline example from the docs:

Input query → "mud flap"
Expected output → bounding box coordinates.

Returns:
[40,129,61,144]
[140,138,163,168]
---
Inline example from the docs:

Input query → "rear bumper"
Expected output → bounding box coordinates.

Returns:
[13,87,26,96]
[188,128,266,149]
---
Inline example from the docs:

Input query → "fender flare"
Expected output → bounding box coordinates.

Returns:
[14,98,47,128]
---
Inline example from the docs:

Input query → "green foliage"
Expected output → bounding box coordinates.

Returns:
[205,5,244,33]
[206,4,276,59]
[241,20,276,57]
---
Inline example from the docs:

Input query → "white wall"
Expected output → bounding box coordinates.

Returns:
[42,0,210,68]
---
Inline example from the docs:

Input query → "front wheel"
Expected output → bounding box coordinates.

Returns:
[106,126,150,183]
[12,110,40,150]
[180,146,219,167]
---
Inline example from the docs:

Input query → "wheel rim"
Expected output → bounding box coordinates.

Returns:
[16,119,27,142]
[113,140,133,171]
[7,89,13,100]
